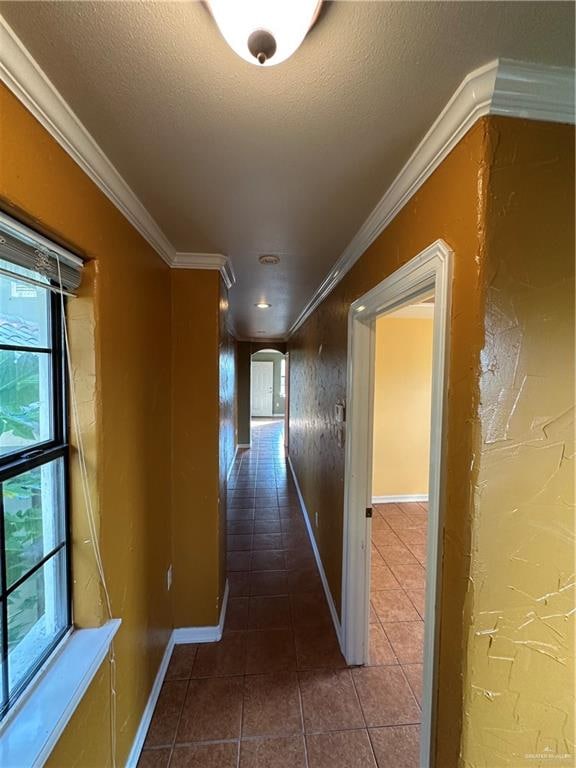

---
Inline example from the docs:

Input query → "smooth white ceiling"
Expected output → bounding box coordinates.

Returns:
[1,1,574,339]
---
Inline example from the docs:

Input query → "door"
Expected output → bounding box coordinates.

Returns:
[251,361,274,416]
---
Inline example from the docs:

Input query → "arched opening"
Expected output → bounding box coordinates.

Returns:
[236,341,289,451]
[250,348,287,450]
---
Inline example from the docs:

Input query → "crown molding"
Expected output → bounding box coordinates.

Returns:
[289,57,575,336]
[0,18,572,322]
[0,16,238,288]
[0,17,177,266]
[491,58,576,124]
[172,252,236,289]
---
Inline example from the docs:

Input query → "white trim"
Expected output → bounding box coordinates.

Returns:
[0,17,236,288]
[0,620,121,768]
[127,580,229,766]
[372,494,428,504]
[173,579,229,644]
[0,210,82,268]
[287,456,343,646]
[172,253,236,289]
[491,58,576,124]
[236,443,251,449]
[288,58,574,337]
[386,302,435,320]
[124,632,175,768]
[0,19,174,266]
[2,21,570,320]
[341,239,452,768]
[227,445,240,481]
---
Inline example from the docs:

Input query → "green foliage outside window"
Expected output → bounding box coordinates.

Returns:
[0,351,45,648]
[0,350,41,447]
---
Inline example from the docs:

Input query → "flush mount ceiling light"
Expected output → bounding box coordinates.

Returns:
[256,302,272,309]
[259,254,281,265]
[208,0,322,67]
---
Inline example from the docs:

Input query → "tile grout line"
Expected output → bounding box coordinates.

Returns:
[236,670,246,768]
[295,670,310,768]
[167,676,192,766]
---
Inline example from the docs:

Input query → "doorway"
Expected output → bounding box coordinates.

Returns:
[341,240,452,767]
[250,349,287,421]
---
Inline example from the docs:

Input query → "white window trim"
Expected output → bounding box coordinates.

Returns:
[0,619,121,768]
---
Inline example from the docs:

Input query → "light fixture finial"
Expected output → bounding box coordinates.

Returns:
[208,1,322,68]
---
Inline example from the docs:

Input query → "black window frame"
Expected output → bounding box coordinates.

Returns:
[0,286,71,720]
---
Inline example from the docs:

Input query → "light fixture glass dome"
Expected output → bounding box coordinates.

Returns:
[208,0,322,67]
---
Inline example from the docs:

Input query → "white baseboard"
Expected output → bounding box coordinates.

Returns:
[237,443,251,448]
[126,579,229,766]
[227,446,240,481]
[125,631,175,768]
[372,494,429,504]
[287,455,343,647]
[173,579,229,644]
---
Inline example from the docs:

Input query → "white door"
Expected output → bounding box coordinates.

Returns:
[251,361,274,416]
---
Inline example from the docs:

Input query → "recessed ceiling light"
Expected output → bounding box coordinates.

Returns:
[208,1,322,67]
[355,305,366,313]
[258,254,280,265]
[256,302,271,309]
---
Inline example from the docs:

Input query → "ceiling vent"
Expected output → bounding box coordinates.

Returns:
[259,254,280,265]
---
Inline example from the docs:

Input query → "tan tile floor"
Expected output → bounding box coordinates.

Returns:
[139,420,423,767]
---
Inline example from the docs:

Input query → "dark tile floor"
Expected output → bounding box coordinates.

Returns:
[139,419,423,767]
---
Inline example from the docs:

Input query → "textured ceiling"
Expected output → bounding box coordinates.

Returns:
[1,1,574,338]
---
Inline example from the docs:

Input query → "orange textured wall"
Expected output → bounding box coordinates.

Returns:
[462,118,575,767]
[171,270,222,627]
[289,117,490,768]
[0,83,173,765]
[288,115,575,766]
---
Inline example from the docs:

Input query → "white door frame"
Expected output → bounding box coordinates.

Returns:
[341,239,452,768]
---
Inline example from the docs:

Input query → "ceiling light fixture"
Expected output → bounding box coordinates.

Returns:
[208,1,322,67]
[256,302,271,309]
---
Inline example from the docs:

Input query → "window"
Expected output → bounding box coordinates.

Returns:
[280,358,286,398]
[0,257,70,720]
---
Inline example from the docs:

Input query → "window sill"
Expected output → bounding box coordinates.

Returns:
[0,619,121,768]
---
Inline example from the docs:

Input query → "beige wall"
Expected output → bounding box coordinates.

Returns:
[372,315,433,498]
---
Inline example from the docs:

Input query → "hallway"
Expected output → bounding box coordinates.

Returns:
[139,420,421,768]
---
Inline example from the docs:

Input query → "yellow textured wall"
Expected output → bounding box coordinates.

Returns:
[171,270,221,627]
[461,118,575,767]
[171,270,234,628]
[289,117,489,768]
[288,115,575,767]
[372,315,433,498]
[0,83,173,766]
